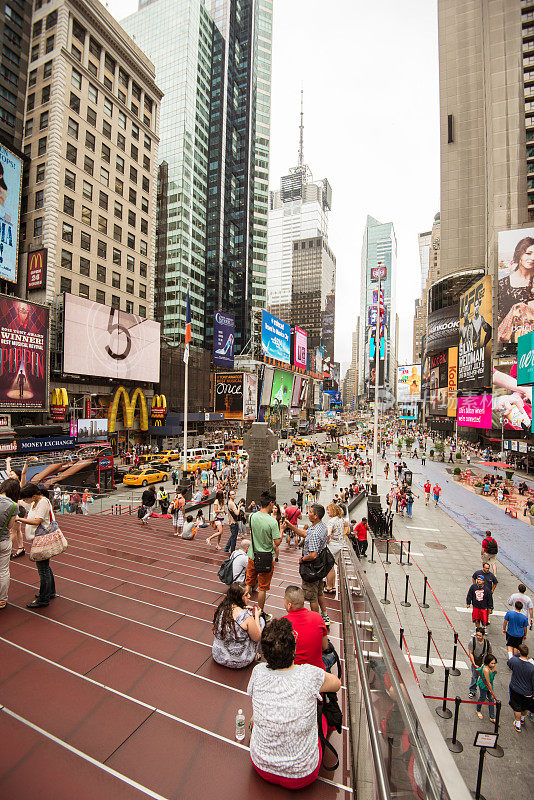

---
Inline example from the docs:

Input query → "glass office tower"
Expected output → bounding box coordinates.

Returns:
[122,0,272,351]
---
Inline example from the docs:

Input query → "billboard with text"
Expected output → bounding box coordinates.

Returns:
[293,326,307,370]
[0,296,49,410]
[261,310,290,364]
[397,365,421,402]
[215,373,243,420]
[457,394,492,429]
[458,275,492,390]
[0,143,23,284]
[498,227,534,352]
[213,311,234,368]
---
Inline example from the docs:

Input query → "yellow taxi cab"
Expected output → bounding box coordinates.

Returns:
[183,458,212,474]
[162,450,182,461]
[215,450,235,461]
[293,438,312,447]
[123,466,170,486]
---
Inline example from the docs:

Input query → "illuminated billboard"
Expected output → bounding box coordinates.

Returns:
[397,365,421,402]
[492,357,531,433]
[0,296,49,410]
[457,394,492,429]
[215,373,243,420]
[498,227,534,351]
[458,275,492,390]
[293,326,307,370]
[63,294,160,382]
[261,310,290,364]
[0,143,23,284]
[243,373,258,421]
[270,369,294,407]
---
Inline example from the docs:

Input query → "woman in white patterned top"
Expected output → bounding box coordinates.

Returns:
[247,617,340,789]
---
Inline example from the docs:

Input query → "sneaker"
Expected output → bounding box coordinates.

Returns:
[468,692,476,698]
[514,720,521,732]
[260,612,273,623]
[322,613,331,627]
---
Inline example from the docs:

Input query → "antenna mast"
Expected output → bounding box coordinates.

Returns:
[298,88,304,168]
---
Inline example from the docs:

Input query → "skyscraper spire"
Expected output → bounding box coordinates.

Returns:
[298,88,304,168]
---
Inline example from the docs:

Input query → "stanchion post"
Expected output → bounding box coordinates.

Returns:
[385,538,390,564]
[401,574,411,607]
[486,701,504,758]
[420,629,434,674]
[436,668,452,719]
[380,572,391,605]
[406,540,412,566]
[368,538,376,564]
[474,746,487,800]
[446,697,464,753]
[399,627,404,650]
[450,632,461,676]
[420,576,429,608]
[399,540,404,564]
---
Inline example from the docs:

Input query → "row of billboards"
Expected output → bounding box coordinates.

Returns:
[260,310,308,370]
[213,367,312,421]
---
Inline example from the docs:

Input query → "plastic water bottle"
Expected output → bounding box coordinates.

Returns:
[235,709,245,741]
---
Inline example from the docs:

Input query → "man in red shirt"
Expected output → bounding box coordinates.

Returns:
[284,585,328,670]
[354,517,370,558]
[284,499,301,547]
[432,483,441,508]
[424,480,431,505]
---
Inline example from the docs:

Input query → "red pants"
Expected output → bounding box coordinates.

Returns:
[251,715,327,789]
[472,607,488,625]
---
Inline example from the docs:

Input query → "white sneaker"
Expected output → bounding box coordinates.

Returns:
[322,612,331,627]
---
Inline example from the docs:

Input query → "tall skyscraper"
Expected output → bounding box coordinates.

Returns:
[413,216,440,362]
[358,215,397,400]
[122,0,272,353]
[418,230,431,293]
[342,325,359,409]
[0,0,32,151]
[290,234,336,356]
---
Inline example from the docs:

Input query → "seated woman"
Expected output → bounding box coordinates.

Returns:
[212,583,263,669]
[247,617,341,789]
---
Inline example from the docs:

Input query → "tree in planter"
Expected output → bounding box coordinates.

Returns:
[405,436,414,451]
[453,466,462,475]
[396,438,404,452]
[455,452,462,460]
[434,441,445,460]
[505,470,515,481]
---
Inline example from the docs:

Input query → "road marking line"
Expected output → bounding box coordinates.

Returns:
[406,526,440,532]
[455,607,505,617]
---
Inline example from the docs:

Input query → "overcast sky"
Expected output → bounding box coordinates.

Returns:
[108,0,440,373]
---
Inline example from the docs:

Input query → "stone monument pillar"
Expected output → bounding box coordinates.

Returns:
[243,422,278,508]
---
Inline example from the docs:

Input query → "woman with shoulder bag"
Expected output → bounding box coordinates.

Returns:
[17,483,67,608]
[0,478,21,609]
[325,503,346,595]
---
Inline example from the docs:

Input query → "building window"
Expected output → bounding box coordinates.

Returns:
[98,215,107,233]
[113,224,122,242]
[144,133,151,151]
[143,155,150,172]
[140,262,147,278]
[25,118,33,137]
[141,196,148,213]
[101,143,110,163]
[96,265,106,282]
[96,289,106,304]
[114,201,123,219]
[88,83,98,104]
[41,85,50,103]
[65,142,77,165]
[127,233,135,249]
[112,248,121,265]
[27,93,35,112]
[71,45,82,62]
[33,20,42,37]
[104,97,113,117]
[84,155,94,176]
[64,169,75,190]
[126,278,134,294]
[23,143,31,157]
[29,69,37,87]
[100,167,109,186]
[142,176,149,192]
[97,240,106,258]
[60,277,72,294]
[102,120,111,139]
[118,68,128,89]
[33,217,43,237]
[79,283,90,299]
[89,37,101,58]
[45,35,54,54]
[118,89,126,104]
[80,231,91,251]
[131,144,138,161]
[112,272,121,288]
[62,222,73,242]
[103,75,112,90]
[129,188,137,205]
[46,10,58,29]
[85,131,95,151]
[125,300,134,313]
[87,107,97,127]
[140,218,148,234]
[139,305,146,318]
[63,195,75,216]
[35,190,44,209]
[131,102,138,117]
[130,166,138,184]
[82,180,93,200]
[117,132,125,151]
[111,295,120,310]
[69,92,80,113]
[104,53,116,74]
[116,155,124,174]
[61,250,72,269]
[39,110,49,130]
[126,254,134,272]
[36,163,45,183]
[139,283,146,299]
[140,240,147,256]
[115,178,123,196]
[88,60,98,77]
[131,122,139,140]
[67,117,78,138]
[43,60,52,78]
[99,191,108,210]
[30,44,39,63]
[81,205,91,225]
[38,137,47,156]
[72,19,85,42]
[79,257,90,276]
[118,110,126,129]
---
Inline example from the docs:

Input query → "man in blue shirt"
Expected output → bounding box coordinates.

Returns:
[507,643,534,732]
[503,601,529,657]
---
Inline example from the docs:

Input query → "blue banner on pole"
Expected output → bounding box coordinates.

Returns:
[213,311,235,368]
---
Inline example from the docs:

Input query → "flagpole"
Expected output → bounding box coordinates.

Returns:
[183,285,191,475]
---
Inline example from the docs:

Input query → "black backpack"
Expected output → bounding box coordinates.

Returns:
[218,556,235,585]
[485,537,498,555]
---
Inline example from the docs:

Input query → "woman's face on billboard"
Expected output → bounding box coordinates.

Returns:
[520,245,534,271]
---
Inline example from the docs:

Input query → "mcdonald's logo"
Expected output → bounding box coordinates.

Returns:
[108,386,148,433]
[27,248,47,291]
[50,387,68,421]
[151,394,167,421]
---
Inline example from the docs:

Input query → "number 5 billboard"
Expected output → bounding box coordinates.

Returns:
[63,294,160,382]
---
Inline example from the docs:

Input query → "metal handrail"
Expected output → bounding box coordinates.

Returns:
[339,543,471,800]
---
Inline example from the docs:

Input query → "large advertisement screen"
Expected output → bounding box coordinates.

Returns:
[215,372,243,419]
[261,310,290,364]
[492,356,531,433]
[213,311,234,368]
[293,326,307,370]
[270,369,294,407]
[0,297,49,410]
[0,143,23,284]
[498,227,534,351]
[260,366,274,407]
[291,374,302,407]
[429,350,448,415]
[457,394,492,429]
[397,365,421,402]
[458,275,492,390]
[63,294,160,382]
[74,418,109,442]
[243,373,258,421]
[427,305,460,351]
[447,347,458,417]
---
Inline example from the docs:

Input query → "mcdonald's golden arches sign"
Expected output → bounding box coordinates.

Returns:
[151,394,167,426]
[27,249,47,291]
[50,387,68,421]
